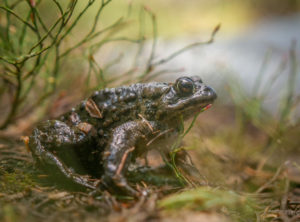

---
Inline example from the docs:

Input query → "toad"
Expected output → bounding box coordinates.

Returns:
[29,76,217,196]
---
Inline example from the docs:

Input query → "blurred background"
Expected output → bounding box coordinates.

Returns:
[2,0,300,118]
[109,0,300,110]
[1,0,300,221]
[73,0,300,113]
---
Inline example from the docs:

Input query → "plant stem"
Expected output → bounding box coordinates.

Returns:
[0,65,22,130]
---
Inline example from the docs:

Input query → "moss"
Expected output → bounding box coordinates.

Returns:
[0,163,35,194]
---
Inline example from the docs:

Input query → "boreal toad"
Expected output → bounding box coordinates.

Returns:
[29,76,217,196]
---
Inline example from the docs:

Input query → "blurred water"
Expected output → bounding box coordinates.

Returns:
[98,13,300,113]
[156,13,300,86]
[152,13,300,114]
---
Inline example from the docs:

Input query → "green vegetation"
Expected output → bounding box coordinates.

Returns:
[159,187,257,219]
[0,0,133,129]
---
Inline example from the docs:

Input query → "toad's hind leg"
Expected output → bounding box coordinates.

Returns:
[29,120,96,190]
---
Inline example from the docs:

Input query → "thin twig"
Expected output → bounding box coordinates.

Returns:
[132,6,146,68]
[28,2,75,54]
[3,0,14,53]
[145,8,157,73]
[0,6,36,31]
[138,7,157,80]
[59,18,124,58]
[0,65,22,129]
[255,164,284,194]
[153,24,221,67]
[57,0,95,44]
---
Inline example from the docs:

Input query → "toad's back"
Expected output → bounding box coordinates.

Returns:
[59,82,170,130]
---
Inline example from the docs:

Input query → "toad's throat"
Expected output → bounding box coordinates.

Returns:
[179,102,212,114]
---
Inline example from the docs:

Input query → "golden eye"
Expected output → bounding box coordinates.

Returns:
[176,77,194,95]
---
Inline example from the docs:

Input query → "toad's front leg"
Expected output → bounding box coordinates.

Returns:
[101,120,157,197]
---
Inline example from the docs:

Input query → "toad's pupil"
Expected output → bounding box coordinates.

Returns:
[178,79,194,94]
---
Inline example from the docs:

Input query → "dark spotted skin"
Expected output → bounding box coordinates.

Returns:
[29,76,217,196]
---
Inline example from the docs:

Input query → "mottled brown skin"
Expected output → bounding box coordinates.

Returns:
[29,76,217,196]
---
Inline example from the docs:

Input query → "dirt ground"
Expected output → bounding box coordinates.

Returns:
[1,107,300,222]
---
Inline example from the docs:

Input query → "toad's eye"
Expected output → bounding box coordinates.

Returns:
[175,77,194,96]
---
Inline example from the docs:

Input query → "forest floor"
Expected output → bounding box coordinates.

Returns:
[1,106,300,222]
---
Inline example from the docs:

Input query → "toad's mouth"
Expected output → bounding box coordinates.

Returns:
[166,93,216,112]
[176,102,213,118]
[200,103,213,112]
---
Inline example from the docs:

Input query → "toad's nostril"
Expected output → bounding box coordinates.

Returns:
[202,86,217,99]
[203,86,211,92]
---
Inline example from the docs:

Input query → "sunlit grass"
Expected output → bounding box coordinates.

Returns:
[159,186,257,219]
